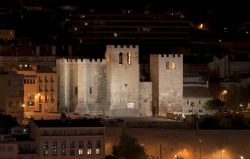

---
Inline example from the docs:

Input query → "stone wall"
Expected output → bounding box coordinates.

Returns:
[106,45,140,116]
[150,54,183,116]
[139,82,152,116]
[57,58,106,115]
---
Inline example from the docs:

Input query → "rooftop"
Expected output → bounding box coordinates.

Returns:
[183,86,211,98]
[32,118,103,128]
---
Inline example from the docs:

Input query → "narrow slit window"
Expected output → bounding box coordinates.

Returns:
[119,52,123,64]
[127,52,131,64]
[171,61,176,69]
[90,87,92,95]
[166,61,169,69]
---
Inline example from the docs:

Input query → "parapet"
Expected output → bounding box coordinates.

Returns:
[56,58,106,64]
[106,45,139,49]
[160,54,183,58]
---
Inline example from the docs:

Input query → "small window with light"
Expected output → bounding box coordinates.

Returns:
[127,52,131,64]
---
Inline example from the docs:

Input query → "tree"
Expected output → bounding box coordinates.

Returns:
[203,99,225,110]
[112,132,147,159]
[225,83,249,112]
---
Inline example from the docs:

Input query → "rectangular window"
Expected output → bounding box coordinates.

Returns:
[24,79,26,84]
[87,140,92,148]
[87,148,92,155]
[187,100,189,105]
[45,94,48,102]
[79,141,84,148]
[43,150,48,156]
[61,141,66,149]
[39,85,42,92]
[119,52,123,64]
[96,148,101,155]
[43,141,48,149]
[70,140,75,148]
[75,87,78,95]
[61,149,66,156]
[171,61,176,69]
[127,52,131,64]
[199,100,201,105]
[89,87,92,95]
[79,149,83,155]
[96,140,101,148]
[166,61,169,69]
[51,76,54,83]
[32,79,35,84]
[39,77,42,83]
[70,149,75,156]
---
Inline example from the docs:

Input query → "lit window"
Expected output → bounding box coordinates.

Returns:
[96,148,100,155]
[166,61,169,69]
[87,148,92,155]
[43,150,48,156]
[119,52,123,64]
[79,149,83,155]
[127,52,131,64]
[171,61,176,69]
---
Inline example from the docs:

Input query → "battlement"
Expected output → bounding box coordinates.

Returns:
[160,54,183,58]
[106,45,139,49]
[56,58,106,64]
[150,54,183,59]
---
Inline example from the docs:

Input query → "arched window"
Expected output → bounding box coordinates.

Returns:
[119,52,123,64]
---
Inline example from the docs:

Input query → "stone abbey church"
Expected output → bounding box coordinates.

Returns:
[57,45,183,117]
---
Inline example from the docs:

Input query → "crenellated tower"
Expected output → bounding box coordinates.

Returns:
[150,54,183,116]
[105,45,140,116]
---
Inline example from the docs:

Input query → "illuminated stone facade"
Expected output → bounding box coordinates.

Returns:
[57,45,185,117]
[150,54,183,116]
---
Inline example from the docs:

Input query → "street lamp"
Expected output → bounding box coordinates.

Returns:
[221,149,225,159]
[240,156,244,159]
[198,139,202,159]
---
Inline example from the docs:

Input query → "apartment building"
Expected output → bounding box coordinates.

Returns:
[16,64,57,119]
[29,118,105,159]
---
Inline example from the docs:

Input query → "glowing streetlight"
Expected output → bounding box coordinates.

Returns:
[198,139,202,159]
[240,156,244,159]
[21,104,25,107]
[222,90,227,95]
[221,149,225,159]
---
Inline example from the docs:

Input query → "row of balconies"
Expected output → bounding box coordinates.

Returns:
[39,79,54,83]
[39,88,54,92]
